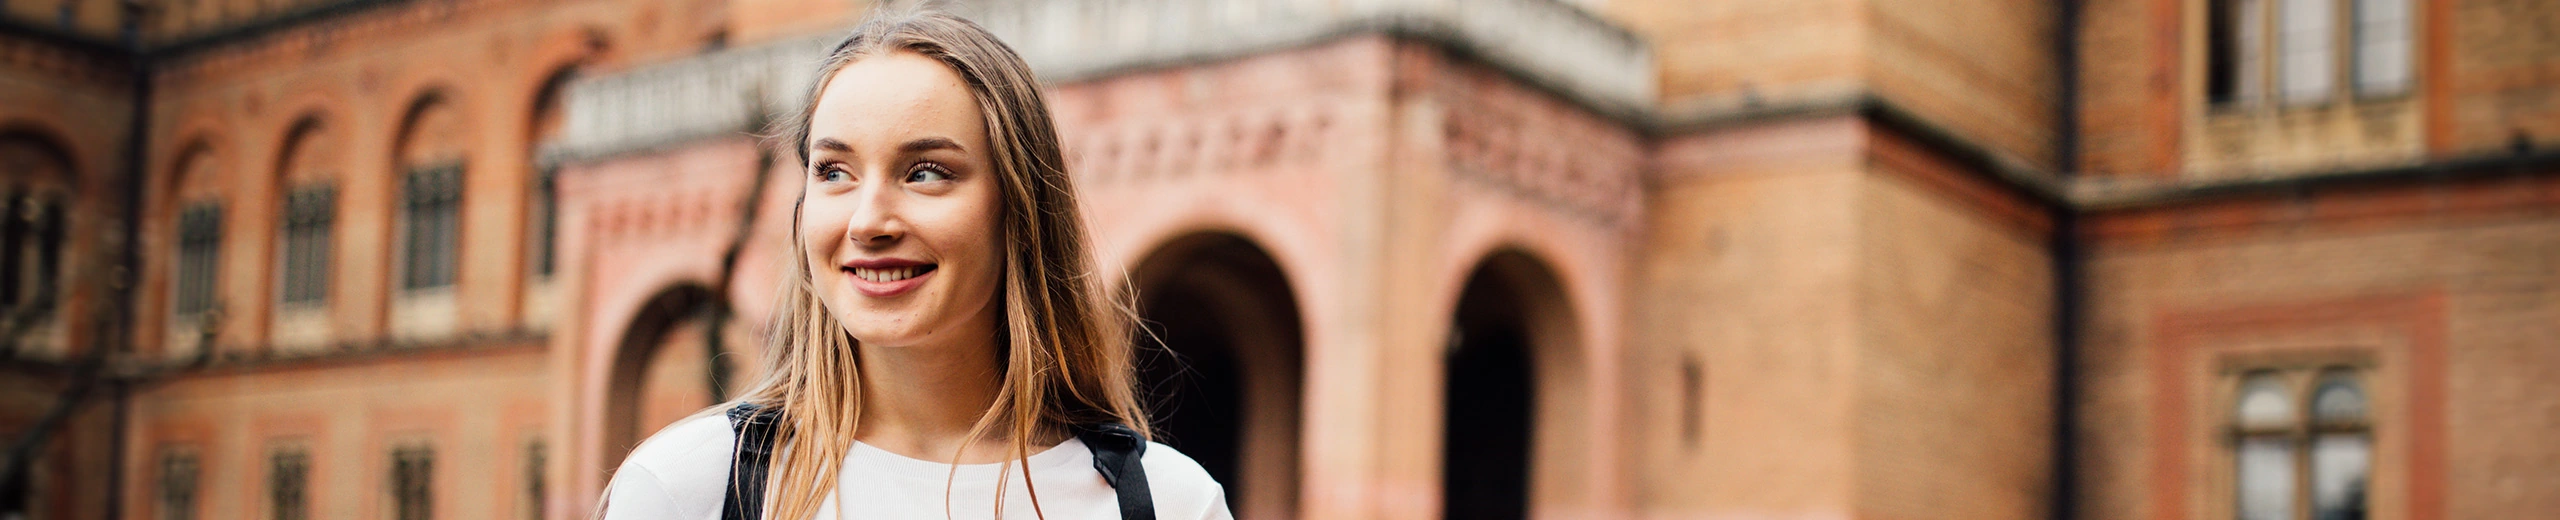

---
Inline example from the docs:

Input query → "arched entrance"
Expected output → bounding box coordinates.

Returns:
[602,285,745,460]
[1441,250,1582,520]
[1128,233,1304,519]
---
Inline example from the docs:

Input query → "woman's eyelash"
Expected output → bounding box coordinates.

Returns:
[815,163,851,180]
[909,162,954,179]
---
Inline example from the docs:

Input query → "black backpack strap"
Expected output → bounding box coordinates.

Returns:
[722,403,783,520]
[1076,423,1157,520]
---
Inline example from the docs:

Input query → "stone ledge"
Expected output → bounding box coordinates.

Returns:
[545,0,1653,164]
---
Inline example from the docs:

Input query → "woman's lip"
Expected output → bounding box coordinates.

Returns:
[844,257,931,269]
[846,266,934,298]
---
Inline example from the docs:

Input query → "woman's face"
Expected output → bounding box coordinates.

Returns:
[800,50,1006,350]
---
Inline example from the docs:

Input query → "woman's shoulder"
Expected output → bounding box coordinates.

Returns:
[603,414,736,519]
[1137,441,1236,520]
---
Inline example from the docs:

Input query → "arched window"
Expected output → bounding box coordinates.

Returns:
[0,134,73,356]
[523,66,579,330]
[275,117,339,308]
[167,144,228,354]
[394,93,467,293]
[390,92,469,341]
[2230,366,2372,520]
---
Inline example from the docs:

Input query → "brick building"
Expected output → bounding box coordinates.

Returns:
[0,0,2551,519]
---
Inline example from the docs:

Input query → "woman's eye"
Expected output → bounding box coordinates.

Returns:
[906,164,953,183]
[815,166,851,183]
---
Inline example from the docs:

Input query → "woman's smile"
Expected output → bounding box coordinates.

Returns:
[842,258,939,297]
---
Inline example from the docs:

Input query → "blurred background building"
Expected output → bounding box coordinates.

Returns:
[0,0,2554,518]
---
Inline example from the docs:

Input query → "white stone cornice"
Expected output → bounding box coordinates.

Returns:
[548,0,1653,163]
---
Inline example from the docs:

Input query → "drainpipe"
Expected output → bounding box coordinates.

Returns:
[104,2,155,516]
[2049,1,2085,520]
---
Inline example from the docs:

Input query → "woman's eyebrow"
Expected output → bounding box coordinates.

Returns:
[901,137,964,154]
[811,137,853,155]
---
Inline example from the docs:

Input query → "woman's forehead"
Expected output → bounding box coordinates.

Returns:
[807,51,987,154]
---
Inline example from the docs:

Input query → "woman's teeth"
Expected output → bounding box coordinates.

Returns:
[852,265,931,283]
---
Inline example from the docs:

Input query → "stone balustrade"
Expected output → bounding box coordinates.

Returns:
[548,0,1652,163]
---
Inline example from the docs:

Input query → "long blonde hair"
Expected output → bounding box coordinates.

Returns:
[715,8,1147,520]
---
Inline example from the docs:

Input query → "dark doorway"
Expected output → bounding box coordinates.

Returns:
[1441,263,1536,520]
[1131,233,1303,519]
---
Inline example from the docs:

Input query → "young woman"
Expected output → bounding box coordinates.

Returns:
[599,9,1232,520]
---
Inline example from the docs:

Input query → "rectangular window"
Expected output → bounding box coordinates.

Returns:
[2228,365,2373,520]
[2,193,25,305]
[532,167,557,278]
[0,193,66,311]
[280,185,335,305]
[175,202,224,316]
[524,440,546,520]
[269,447,310,520]
[390,445,434,520]
[2352,0,2412,96]
[159,450,199,520]
[401,163,463,291]
[2277,0,2337,104]
[2209,0,2268,106]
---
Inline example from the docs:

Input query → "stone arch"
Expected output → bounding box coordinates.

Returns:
[600,283,725,464]
[1440,248,1586,520]
[274,112,337,185]
[393,88,472,168]
[1125,231,1305,520]
[0,124,78,190]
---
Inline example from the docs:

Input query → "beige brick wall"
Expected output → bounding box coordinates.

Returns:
[1868,0,2058,168]
[1599,0,2058,168]
[2079,181,2560,520]
[1852,148,2055,520]
[1596,0,1871,112]
[2443,0,2560,157]
[1633,116,1868,517]
[1633,116,2058,519]
[2074,0,2178,176]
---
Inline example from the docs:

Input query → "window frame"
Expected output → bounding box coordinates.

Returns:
[388,442,435,520]
[278,183,336,306]
[2202,0,2415,113]
[158,447,201,520]
[2222,360,2376,520]
[174,201,225,317]
[398,161,464,292]
[268,444,311,520]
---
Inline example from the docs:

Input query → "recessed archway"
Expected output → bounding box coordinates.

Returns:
[601,284,736,462]
[1441,249,1583,520]
[1127,232,1304,520]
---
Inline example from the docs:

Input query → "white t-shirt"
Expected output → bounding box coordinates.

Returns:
[603,414,1234,520]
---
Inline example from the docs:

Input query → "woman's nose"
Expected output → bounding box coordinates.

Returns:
[844,183,905,246]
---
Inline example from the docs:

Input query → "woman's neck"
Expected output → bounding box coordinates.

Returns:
[851,313,1047,464]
